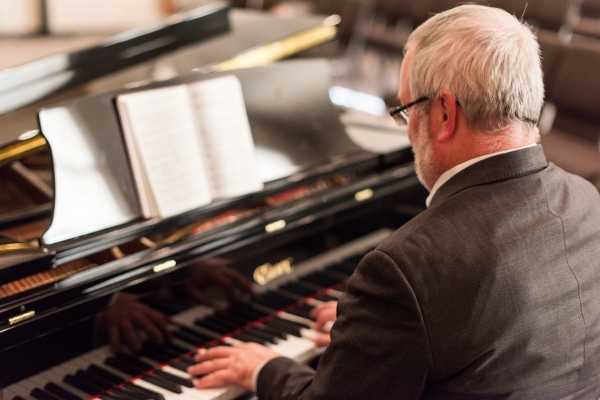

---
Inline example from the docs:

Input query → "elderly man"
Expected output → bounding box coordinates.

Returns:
[187,4,600,399]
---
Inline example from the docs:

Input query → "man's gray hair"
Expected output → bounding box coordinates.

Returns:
[406,4,544,132]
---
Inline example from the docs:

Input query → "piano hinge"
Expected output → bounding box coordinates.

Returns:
[265,219,286,233]
[9,310,35,326]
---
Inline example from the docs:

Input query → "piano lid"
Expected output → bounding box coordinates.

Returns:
[0,4,339,148]
[0,1,232,118]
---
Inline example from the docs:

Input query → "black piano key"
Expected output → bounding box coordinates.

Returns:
[76,368,116,392]
[139,342,194,370]
[214,310,255,325]
[121,383,166,400]
[165,341,193,355]
[169,358,195,372]
[116,385,160,400]
[263,319,302,337]
[152,342,191,360]
[115,352,153,372]
[99,393,127,400]
[63,373,103,396]
[45,382,84,400]
[194,317,232,335]
[231,332,268,345]
[243,326,280,343]
[252,292,295,310]
[104,358,182,396]
[254,322,288,340]
[173,328,209,347]
[105,355,144,376]
[279,282,318,297]
[301,271,344,287]
[231,322,281,344]
[153,369,193,388]
[87,364,125,385]
[179,324,223,344]
[206,313,249,330]
[176,352,197,365]
[228,302,270,320]
[248,300,281,315]
[111,388,151,400]
[31,388,62,400]
[286,303,315,320]
[275,314,311,329]
[106,354,184,394]
[272,289,304,302]
[142,373,182,394]
[83,369,166,400]
[140,346,173,364]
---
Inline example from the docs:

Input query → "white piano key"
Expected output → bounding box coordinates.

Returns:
[3,382,33,399]
[133,375,246,400]
[160,364,192,379]
[277,310,315,328]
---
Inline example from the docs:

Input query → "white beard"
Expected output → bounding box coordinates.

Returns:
[413,118,438,191]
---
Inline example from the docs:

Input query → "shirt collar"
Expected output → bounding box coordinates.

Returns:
[425,144,537,207]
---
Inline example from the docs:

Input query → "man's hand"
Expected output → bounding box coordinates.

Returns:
[310,301,337,347]
[187,343,280,391]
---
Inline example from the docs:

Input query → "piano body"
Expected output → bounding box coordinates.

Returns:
[0,2,426,399]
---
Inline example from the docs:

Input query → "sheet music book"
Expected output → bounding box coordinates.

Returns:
[115,74,263,219]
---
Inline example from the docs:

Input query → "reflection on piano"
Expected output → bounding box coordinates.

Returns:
[0,3,427,400]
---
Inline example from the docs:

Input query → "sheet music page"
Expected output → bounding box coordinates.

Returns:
[116,85,213,218]
[188,75,264,198]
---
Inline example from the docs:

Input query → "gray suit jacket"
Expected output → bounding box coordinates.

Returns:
[257,145,600,400]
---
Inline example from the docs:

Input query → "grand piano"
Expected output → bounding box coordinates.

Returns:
[0,2,426,399]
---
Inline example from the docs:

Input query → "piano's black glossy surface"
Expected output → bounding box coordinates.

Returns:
[0,3,427,397]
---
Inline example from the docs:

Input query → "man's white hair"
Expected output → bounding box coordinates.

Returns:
[406,4,544,132]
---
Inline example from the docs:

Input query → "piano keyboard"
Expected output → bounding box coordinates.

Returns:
[2,229,391,400]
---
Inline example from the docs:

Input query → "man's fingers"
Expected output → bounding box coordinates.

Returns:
[193,369,233,389]
[312,333,332,347]
[188,356,231,377]
[193,346,232,362]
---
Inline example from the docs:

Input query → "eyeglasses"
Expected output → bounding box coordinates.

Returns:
[388,96,429,126]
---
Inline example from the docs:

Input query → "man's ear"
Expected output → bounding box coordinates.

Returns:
[433,90,458,143]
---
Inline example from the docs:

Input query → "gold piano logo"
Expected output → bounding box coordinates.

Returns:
[253,257,294,285]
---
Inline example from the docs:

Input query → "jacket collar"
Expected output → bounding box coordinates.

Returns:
[429,144,548,207]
